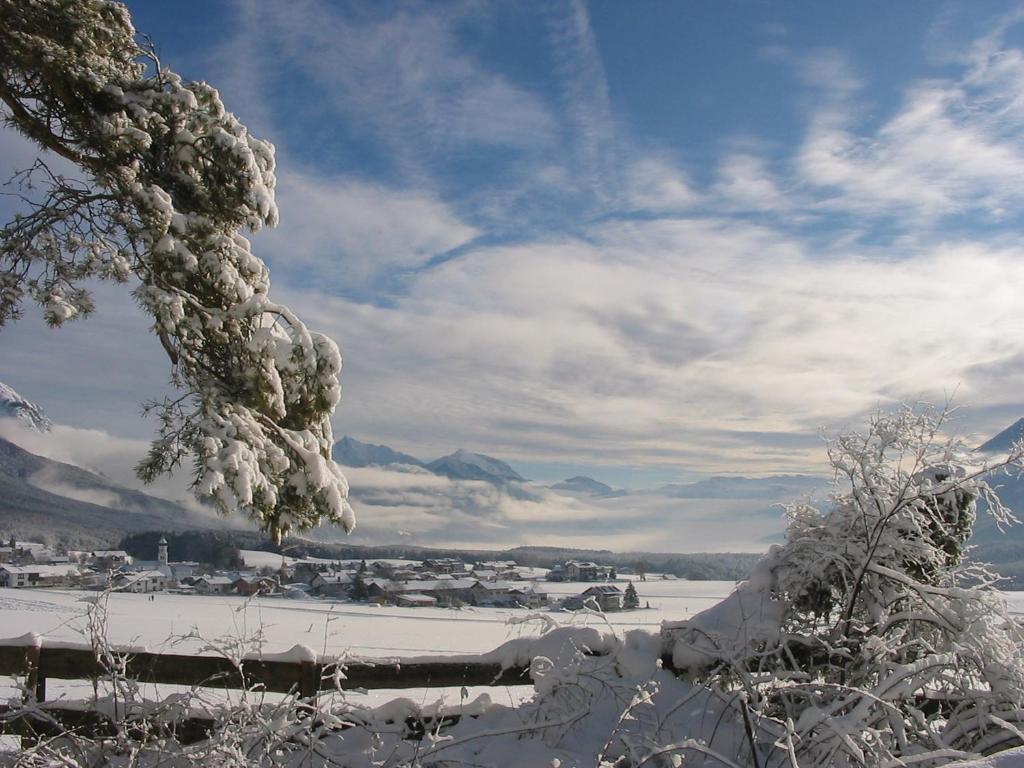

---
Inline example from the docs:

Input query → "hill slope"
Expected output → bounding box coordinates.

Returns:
[0,437,237,548]
[332,436,424,468]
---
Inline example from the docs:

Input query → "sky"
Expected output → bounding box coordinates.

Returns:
[6,0,1024,508]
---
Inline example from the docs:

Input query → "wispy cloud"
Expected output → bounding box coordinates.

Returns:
[230,0,558,182]
[332,466,793,551]
[544,0,619,206]
[712,153,787,212]
[275,215,1024,476]
[623,157,700,213]
[795,31,1024,221]
[256,170,479,294]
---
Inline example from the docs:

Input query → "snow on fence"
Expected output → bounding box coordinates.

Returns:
[0,630,651,743]
[0,638,538,701]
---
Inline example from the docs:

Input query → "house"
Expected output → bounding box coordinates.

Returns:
[310,572,352,597]
[509,586,548,608]
[92,550,130,570]
[473,581,548,608]
[395,593,438,608]
[565,561,601,581]
[366,578,479,606]
[112,570,170,593]
[421,558,463,575]
[564,585,623,612]
[470,568,497,582]
[193,576,235,594]
[546,564,565,582]
[233,575,277,596]
[478,560,519,575]
[0,564,82,588]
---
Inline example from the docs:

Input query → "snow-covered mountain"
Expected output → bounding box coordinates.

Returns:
[550,475,623,497]
[427,449,526,483]
[0,381,52,432]
[331,438,526,484]
[332,436,425,468]
[977,418,1024,453]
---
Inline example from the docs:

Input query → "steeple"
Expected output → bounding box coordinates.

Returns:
[158,535,168,567]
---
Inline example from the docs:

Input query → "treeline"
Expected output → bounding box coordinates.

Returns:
[223,535,761,580]
[118,531,243,570]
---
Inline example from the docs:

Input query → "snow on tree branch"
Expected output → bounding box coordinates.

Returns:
[0,0,353,541]
[664,404,1024,767]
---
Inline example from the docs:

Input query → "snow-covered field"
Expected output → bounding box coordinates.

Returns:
[6,581,1024,658]
[0,580,734,705]
[0,579,732,658]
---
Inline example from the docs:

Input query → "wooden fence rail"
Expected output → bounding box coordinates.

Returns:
[0,643,537,701]
[0,640,558,744]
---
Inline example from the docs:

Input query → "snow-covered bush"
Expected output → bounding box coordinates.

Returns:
[0,0,352,541]
[666,405,1024,767]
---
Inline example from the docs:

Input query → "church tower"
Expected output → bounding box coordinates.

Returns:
[158,535,168,567]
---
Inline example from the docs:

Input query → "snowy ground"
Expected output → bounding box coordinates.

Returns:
[5,582,1024,713]
[0,579,729,657]
[5,580,1024,658]
[0,579,732,709]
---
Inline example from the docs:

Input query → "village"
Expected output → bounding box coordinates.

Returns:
[0,537,646,612]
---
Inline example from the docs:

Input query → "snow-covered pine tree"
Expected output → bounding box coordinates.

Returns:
[666,405,1024,767]
[623,580,639,609]
[0,0,353,542]
[349,571,368,602]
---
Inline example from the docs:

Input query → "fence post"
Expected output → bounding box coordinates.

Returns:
[20,644,45,749]
[299,660,318,701]
[24,645,45,702]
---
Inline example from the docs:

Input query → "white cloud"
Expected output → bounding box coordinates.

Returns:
[230,0,558,179]
[257,171,478,288]
[337,465,791,551]
[795,30,1024,221]
[713,154,786,211]
[545,0,619,202]
[624,157,700,212]
[273,215,1024,477]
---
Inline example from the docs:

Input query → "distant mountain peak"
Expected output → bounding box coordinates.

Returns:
[0,381,52,432]
[550,475,617,497]
[331,436,424,468]
[977,418,1024,454]
[427,449,525,483]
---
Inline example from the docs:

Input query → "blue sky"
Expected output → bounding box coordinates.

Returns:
[6,0,1024,496]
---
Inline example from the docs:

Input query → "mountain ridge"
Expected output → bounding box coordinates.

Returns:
[0,436,241,548]
[550,475,624,497]
[977,418,1024,454]
[332,436,425,469]
[426,448,525,483]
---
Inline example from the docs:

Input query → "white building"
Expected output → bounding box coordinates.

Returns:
[112,570,170,593]
[0,564,82,588]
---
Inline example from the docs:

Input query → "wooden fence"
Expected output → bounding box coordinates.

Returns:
[0,641,539,700]
[0,640,563,743]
